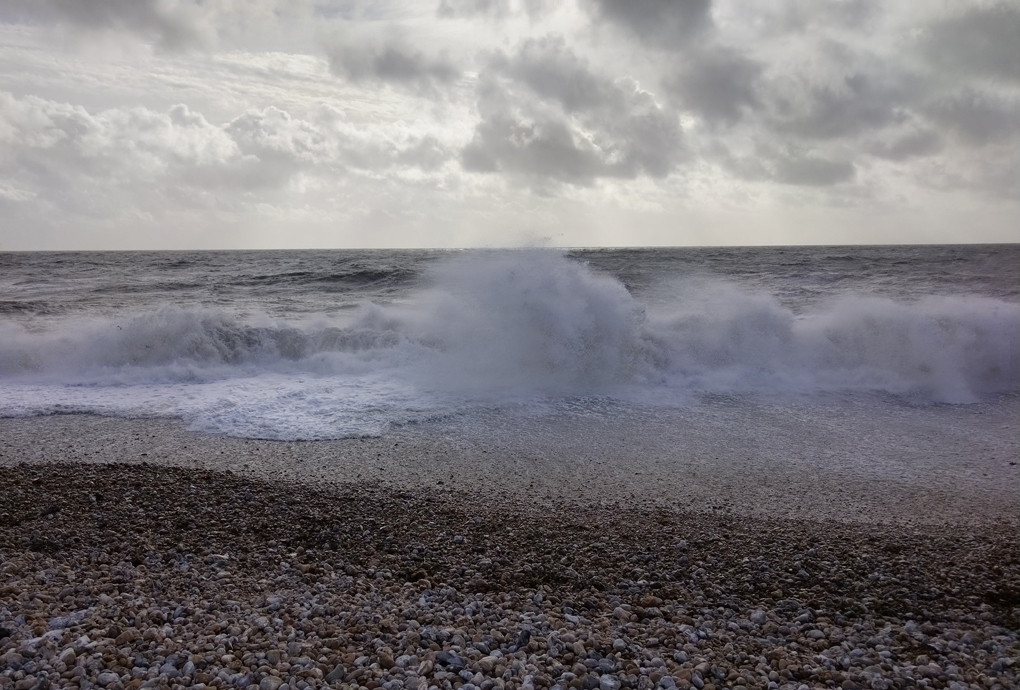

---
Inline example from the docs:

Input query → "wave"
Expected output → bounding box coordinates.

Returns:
[0,251,1016,405]
[0,300,60,316]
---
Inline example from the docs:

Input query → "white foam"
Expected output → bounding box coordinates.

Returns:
[0,251,1016,439]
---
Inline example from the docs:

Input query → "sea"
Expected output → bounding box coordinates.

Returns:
[0,245,1017,455]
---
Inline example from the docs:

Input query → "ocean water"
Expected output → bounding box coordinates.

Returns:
[0,245,1017,442]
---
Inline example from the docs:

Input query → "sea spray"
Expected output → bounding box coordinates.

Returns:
[0,250,1016,438]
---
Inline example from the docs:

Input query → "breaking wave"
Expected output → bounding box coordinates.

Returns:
[0,251,1016,438]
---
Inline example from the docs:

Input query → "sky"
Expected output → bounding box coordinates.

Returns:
[0,0,1017,250]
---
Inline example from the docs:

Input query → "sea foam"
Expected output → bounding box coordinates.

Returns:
[0,251,1016,438]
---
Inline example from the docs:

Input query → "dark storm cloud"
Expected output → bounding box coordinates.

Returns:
[662,47,762,125]
[323,34,459,91]
[461,37,683,184]
[922,3,1020,83]
[0,0,210,49]
[583,0,713,49]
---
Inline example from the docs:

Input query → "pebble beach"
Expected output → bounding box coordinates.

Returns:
[2,417,1018,690]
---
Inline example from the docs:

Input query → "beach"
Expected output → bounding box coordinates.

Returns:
[1,414,1018,690]
[2,247,1018,688]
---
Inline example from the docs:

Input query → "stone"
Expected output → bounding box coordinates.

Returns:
[115,629,139,646]
[260,677,285,690]
[436,651,465,669]
[600,676,622,690]
[515,629,532,650]
[97,671,121,687]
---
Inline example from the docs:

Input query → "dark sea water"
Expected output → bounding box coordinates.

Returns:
[0,245,1017,441]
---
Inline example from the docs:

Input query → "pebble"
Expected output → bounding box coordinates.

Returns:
[0,463,1017,690]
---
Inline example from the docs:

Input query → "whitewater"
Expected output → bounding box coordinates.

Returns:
[0,246,1017,441]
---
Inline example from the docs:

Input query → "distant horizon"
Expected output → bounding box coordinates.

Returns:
[3,240,1020,254]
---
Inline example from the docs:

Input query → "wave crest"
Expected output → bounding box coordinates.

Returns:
[0,251,1016,404]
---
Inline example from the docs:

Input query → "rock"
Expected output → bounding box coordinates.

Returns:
[49,609,88,629]
[260,677,285,690]
[436,651,465,669]
[600,676,622,690]
[97,671,121,687]
[515,629,532,650]
[115,628,139,646]
[325,665,346,683]
[612,639,626,652]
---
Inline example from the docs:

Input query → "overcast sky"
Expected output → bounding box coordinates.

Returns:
[0,0,1017,250]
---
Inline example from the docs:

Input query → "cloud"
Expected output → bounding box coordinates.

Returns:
[461,37,683,185]
[0,0,218,49]
[864,124,942,161]
[436,0,561,21]
[925,87,1020,146]
[0,91,455,221]
[714,140,855,187]
[761,59,908,141]
[0,0,311,52]
[921,3,1020,83]
[322,30,459,92]
[767,148,855,186]
[662,46,762,125]
[226,105,453,173]
[754,0,880,35]
[1,0,1018,247]
[583,0,713,50]
[437,0,511,20]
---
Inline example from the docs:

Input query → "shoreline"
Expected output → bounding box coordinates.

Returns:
[1,410,1018,527]
[1,462,1018,690]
